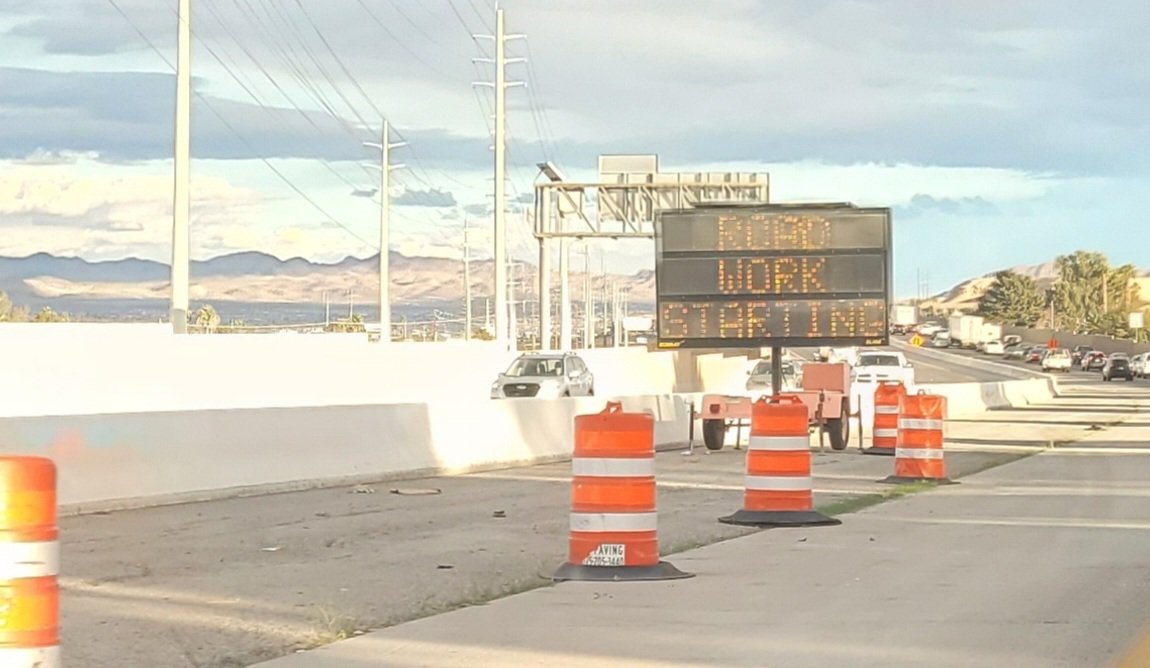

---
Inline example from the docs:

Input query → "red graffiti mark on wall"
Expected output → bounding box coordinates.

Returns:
[48,429,87,462]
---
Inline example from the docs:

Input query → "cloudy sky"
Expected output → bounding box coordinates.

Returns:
[0,0,1147,297]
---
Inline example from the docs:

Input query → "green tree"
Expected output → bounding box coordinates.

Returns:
[0,290,11,321]
[194,304,221,332]
[977,270,1045,326]
[1052,251,1141,335]
[32,306,69,323]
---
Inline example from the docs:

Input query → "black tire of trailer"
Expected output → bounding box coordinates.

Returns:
[702,419,727,451]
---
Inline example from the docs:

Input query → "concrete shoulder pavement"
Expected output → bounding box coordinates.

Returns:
[249,410,1150,668]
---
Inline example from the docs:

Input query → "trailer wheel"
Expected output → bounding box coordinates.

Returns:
[824,418,848,451]
[702,420,727,451]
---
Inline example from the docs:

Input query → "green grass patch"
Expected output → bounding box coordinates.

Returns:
[818,481,940,517]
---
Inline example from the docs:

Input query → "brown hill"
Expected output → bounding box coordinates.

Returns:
[1,252,655,305]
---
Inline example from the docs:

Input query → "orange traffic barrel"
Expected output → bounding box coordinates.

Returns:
[865,381,906,456]
[0,456,60,668]
[720,395,840,528]
[552,402,692,581]
[883,393,953,484]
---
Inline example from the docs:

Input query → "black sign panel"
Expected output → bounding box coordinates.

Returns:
[654,205,892,349]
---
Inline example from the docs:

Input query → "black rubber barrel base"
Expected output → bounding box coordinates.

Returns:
[718,509,842,528]
[863,447,896,456]
[551,560,694,582]
[880,476,958,485]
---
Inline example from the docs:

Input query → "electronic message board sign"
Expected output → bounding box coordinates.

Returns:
[654,204,892,349]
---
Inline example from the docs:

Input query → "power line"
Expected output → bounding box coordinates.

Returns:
[102,0,377,252]
[195,0,370,192]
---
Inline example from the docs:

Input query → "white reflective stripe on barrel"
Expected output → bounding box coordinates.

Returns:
[874,429,898,438]
[748,435,810,452]
[899,418,945,431]
[0,647,61,668]
[571,458,655,477]
[895,448,945,460]
[0,540,58,580]
[744,475,813,491]
[874,406,899,414]
[570,512,657,533]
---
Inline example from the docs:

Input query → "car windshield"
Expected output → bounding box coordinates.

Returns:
[857,354,901,366]
[752,361,794,375]
[504,357,564,377]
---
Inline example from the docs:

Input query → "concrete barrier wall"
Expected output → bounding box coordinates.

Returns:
[0,393,692,514]
[0,324,765,417]
[1005,326,1149,356]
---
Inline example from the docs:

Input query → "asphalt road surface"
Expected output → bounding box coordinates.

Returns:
[255,378,1150,668]
[60,373,1145,668]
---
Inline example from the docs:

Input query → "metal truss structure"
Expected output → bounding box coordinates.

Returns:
[533,155,770,350]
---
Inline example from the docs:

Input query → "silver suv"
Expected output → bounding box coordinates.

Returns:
[490,353,595,399]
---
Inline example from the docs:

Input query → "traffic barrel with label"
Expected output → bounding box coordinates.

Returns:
[720,395,840,528]
[883,392,953,484]
[0,456,59,668]
[552,402,693,582]
[865,381,906,456]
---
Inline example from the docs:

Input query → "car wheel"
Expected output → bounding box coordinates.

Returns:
[588,385,595,396]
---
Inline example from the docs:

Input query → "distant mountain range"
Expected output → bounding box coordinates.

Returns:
[921,261,1150,312]
[0,251,656,311]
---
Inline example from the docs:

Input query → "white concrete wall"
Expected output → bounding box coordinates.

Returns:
[0,394,692,514]
[0,324,758,417]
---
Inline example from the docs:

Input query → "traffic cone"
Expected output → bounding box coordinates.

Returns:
[720,395,840,528]
[553,402,693,581]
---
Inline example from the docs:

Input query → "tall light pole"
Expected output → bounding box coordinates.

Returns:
[363,120,406,344]
[473,7,524,351]
[170,0,192,334]
[463,219,472,341]
[583,243,593,349]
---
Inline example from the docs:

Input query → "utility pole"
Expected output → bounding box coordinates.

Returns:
[363,121,406,344]
[347,289,354,319]
[323,291,331,329]
[508,260,518,350]
[473,8,524,351]
[559,237,572,350]
[612,282,621,348]
[584,244,593,349]
[539,240,551,350]
[463,219,472,341]
[170,0,191,334]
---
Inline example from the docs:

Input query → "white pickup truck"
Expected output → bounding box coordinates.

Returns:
[851,350,915,385]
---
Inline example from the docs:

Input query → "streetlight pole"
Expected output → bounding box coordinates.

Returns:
[363,120,406,344]
[170,0,192,334]
[463,219,472,341]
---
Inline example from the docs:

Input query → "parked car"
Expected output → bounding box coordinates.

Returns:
[983,340,1006,355]
[1041,348,1073,373]
[1081,351,1107,372]
[746,359,801,392]
[490,352,595,399]
[1103,354,1135,382]
[1003,343,1028,360]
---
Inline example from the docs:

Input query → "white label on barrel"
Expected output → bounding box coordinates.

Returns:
[582,543,625,566]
